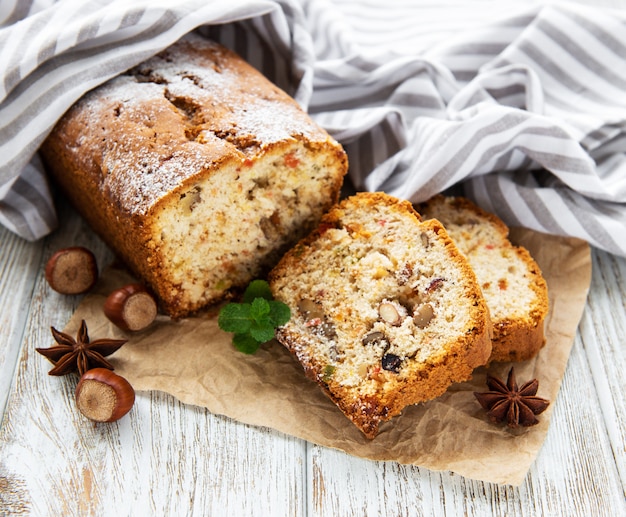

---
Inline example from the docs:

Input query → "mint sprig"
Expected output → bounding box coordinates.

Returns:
[218,280,291,354]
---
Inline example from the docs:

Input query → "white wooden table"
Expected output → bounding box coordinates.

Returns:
[2,1,626,513]
[1,193,625,516]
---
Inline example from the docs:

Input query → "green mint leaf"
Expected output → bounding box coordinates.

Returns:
[249,297,271,322]
[249,322,276,343]
[232,333,261,354]
[268,300,291,327]
[220,280,292,355]
[243,279,273,303]
[218,303,252,334]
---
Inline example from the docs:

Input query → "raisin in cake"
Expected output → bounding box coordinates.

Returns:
[268,192,492,438]
[417,195,549,363]
[40,33,347,318]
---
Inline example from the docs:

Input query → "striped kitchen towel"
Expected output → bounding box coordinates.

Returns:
[1,0,625,256]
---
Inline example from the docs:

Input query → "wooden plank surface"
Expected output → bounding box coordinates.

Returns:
[2,197,625,517]
[0,203,310,516]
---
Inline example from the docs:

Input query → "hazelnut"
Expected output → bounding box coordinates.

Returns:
[45,247,98,294]
[75,368,135,422]
[362,331,386,346]
[298,299,324,321]
[413,303,435,328]
[378,302,403,326]
[104,284,157,332]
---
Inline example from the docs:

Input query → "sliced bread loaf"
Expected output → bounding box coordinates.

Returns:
[268,192,492,438]
[40,34,347,318]
[416,195,549,363]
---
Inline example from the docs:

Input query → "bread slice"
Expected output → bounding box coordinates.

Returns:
[416,195,549,363]
[40,34,347,318]
[269,192,492,438]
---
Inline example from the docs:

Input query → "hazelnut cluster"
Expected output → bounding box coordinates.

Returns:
[45,246,158,332]
[41,246,159,423]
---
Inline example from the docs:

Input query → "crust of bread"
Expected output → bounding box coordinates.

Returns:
[269,192,492,438]
[416,195,549,363]
[40,34,347,317]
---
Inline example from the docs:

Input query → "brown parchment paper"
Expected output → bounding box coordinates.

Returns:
[62,228,591,486]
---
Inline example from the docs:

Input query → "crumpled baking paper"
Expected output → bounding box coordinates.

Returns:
[61,228,591,485]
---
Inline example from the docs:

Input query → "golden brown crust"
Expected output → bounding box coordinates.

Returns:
[270,192,492,438]
[487,244,549,362]
[40,34,347,317]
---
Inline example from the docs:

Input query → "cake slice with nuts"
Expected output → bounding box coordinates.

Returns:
[268,192,492,438]
[416,195,549,363]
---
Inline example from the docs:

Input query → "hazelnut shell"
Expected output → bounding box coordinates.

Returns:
[45,247,98,294]
[75,368,135,422]
[104,283,157,332]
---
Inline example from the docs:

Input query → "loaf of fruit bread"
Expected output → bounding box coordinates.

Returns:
[39,33,348,318]
[416,195,549,363]
[268,192,492,438]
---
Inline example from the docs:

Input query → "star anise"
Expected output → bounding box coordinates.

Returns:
[36,320,127,376]
[473,367,550,428]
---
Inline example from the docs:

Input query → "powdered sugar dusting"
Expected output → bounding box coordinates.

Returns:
[67,33,330,215]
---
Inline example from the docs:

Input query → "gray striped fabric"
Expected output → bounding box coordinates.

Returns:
[1,0,625,257]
